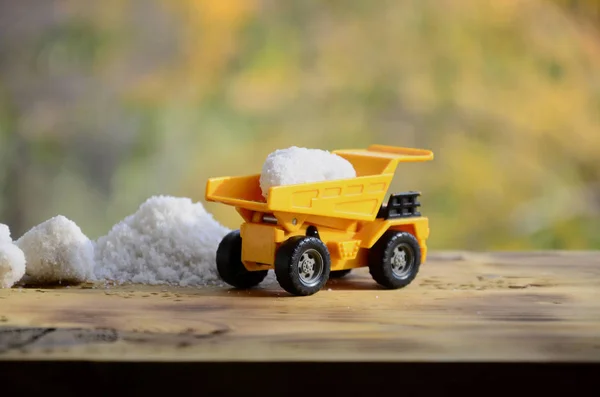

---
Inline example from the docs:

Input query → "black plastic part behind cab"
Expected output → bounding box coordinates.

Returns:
[377,191,421,220]
[216,230,268,289]
[275,236,331,296]
[368,231,421,289]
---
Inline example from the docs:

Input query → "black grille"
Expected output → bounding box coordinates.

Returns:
[377,191,421,219]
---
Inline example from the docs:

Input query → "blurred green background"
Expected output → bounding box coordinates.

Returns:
[0,0,599,250]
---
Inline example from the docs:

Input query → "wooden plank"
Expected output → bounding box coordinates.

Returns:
[0,251,599,362]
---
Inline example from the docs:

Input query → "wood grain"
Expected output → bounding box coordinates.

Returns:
[1,251,599,362]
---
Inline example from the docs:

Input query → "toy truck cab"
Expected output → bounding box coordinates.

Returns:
[205,144,434,296]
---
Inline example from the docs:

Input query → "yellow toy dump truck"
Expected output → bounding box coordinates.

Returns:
[205,144,434,296]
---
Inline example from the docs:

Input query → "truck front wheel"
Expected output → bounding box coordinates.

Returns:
[275,236,331,296]
[368,231,421,289]
[216,230,268,289]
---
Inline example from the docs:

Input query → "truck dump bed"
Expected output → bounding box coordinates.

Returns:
[205,145,433,221]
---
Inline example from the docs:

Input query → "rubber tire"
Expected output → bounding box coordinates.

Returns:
[329,269,352,279]
[368,231,421,289]
[216,230,268,289]
[275,236,331,296]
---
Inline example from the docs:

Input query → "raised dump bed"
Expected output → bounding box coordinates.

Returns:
[205,144,433,221]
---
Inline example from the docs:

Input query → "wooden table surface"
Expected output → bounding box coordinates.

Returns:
[1,251,599,363]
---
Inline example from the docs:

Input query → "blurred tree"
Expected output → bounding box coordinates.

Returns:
[168,0,600,249]
[551,0,600,28]
[0,0,598,251]
[0,0,173,237]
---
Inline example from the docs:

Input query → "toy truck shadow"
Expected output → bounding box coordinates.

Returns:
[206,145,434,297]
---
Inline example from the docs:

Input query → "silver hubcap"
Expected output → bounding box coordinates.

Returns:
[391,244,413,278]
[298,249,324,287]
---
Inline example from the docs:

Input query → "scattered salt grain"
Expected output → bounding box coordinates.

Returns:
[93,195,230,287]
[0,224,26,289]
[259,146,356,198]
[16,215,95,285]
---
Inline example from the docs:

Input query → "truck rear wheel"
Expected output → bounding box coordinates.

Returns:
[368,231,421,289]
[216,230,268,289]
[275,236,331,296]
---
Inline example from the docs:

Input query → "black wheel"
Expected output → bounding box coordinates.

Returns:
[274,236,331,296]
[216,230,268,289]
[329,269,352,279]
[368,231,421,289]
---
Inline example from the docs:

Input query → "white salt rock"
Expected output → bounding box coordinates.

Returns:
[0,242,27,289]
[0,224,26,289]
[259,146,356,199]
[94,195,230,287]
[16,215,95,285]
[0,223,11,243]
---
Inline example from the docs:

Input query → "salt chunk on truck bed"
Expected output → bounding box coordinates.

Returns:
[259,146,356,199]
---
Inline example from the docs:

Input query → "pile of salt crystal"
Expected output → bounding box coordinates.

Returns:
[93,195,230,287]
